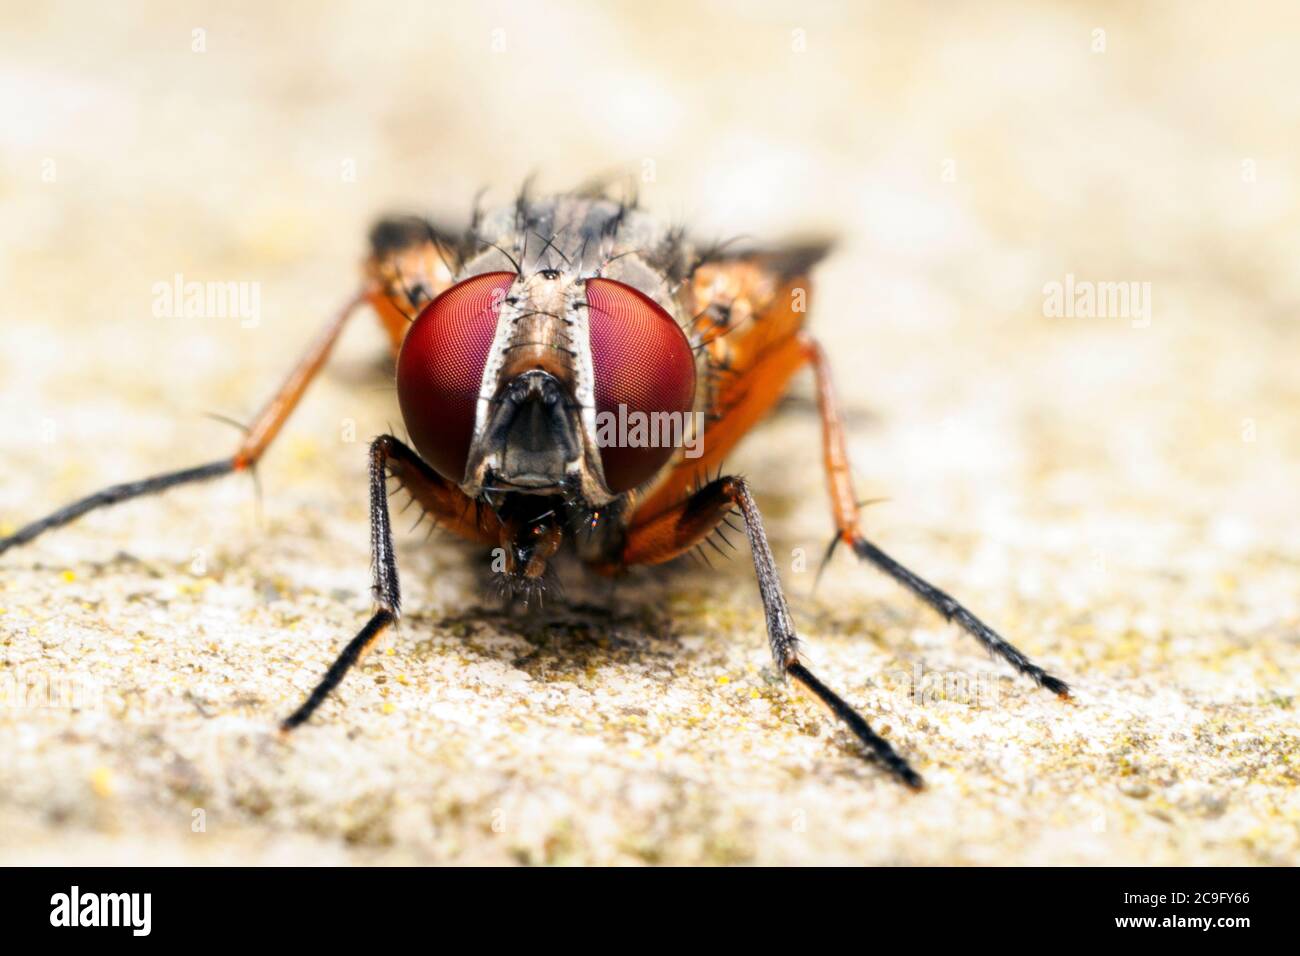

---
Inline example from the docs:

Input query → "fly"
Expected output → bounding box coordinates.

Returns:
[0,183,1070,789]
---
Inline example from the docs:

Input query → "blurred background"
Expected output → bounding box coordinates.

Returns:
[0,1,1296,864]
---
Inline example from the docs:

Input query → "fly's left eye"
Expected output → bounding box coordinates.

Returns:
[585,278,696,493]
[397,271,516,483]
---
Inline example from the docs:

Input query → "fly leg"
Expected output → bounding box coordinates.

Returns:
[802,334,1070,698]
[281,435,498,730]
[606,475,923,789]
[0,291,367,556]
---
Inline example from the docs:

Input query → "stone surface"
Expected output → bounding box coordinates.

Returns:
[1,2,1297,865]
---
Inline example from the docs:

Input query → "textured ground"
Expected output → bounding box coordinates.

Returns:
[1,1,1297,865]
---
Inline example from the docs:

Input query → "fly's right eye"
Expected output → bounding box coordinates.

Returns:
[396,271,515,483]
[585,277,696,493]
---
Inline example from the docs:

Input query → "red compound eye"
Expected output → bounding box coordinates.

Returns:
[397,271,515,483]
[585,278,696,493]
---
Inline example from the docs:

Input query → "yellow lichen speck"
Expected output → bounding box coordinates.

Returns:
[90,767,114,798]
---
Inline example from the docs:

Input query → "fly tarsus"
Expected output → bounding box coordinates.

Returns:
[788,661,924,790]
[851,535,1071,699]
[672,474,924,789]
[281,436,413,730]
[281,608,396,731]
[0,460,234,556]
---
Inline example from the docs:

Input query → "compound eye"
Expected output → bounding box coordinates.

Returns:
[397,271,515,483]
[585,278,696,493]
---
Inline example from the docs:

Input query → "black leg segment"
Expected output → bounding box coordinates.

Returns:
[851,535,1070,698]
[713,476,924,789]
[0,460,234,556]
[280,435,414,730]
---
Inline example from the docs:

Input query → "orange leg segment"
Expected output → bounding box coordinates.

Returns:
[1,291,370,555]
[232,291,369,470]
